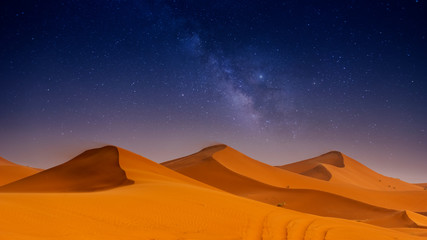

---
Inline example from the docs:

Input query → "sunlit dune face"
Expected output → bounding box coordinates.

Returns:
[1,145,426,239]
[0,157,41,186]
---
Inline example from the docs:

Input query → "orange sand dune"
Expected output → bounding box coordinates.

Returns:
[116,146,217,188]
[395,228,427,237]
[364,210,427,229]
[0,146,424,239]
[163,145,427,213]
[0,156,41,186]
[416,183,427,189]
[162,145,396,220]
[0,146,133,192]
[278,151,422,191]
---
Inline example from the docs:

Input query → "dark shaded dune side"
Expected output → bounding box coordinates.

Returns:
[0,146,133,192]
[163,153,396,220]
[364,210,427,229]
[279,151,345,174]
[299,164,332,181]
[162,144,227,170]
[277,151,344,181]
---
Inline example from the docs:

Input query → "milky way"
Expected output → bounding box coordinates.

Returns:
[1,0,426,182]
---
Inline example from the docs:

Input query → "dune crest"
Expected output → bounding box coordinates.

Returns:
[0,156,41,186]
[280,151,345,172]
[279,151,343,182]
[163,144,427,215]
[162,145,396,220]
[0,156,16,166]
[278,151,422,191]
[300,163,333,181]
[116,146,214,188]
[365,210,427,229]
[0,146,133,192]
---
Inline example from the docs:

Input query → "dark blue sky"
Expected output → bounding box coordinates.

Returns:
[1,0,426,182]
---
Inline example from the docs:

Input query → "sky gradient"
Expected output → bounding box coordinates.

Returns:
[1,0,426,182]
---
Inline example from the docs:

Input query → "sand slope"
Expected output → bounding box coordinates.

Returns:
[364,210,427,228]
[162,145,396,220]
[0,146,424,239]
[116,146,216,189]
[278,151,422,191]
[163,145,427,214]
[0,146,133,192]
[0,156,41,186]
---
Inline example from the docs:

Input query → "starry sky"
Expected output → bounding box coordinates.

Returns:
[1,0,426,182]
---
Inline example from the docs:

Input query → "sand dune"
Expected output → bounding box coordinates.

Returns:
[163,145,427,214]
[0,146,133,192]
[162,145,397,220]
[364,210,427,228]
[0,156,41,186]
[278,151,422,191]
[116,146,216,188]
[163,144,329,190]
[0,145,424,239]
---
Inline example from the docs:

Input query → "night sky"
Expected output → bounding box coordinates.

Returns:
[1,0,426,182]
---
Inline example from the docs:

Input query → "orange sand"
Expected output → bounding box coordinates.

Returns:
[279,151,422,191]
[0,156,41,186]
[163,145,427,218]
[0,146,132,192]
[364,210,427,228]
[0,146,426,239]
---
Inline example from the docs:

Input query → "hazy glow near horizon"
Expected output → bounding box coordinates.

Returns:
[0,1,426,183]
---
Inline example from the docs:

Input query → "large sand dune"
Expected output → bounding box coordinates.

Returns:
[278,151,422,191]
[162,145,396,220]
[0,146,133,192]
[163,145,427,215]
[0,156,41,186]
[0,146,425,239]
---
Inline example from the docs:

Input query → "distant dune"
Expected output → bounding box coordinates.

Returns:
[0,156,41,186]
[0,145,426,239]
[278,151,422,191]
